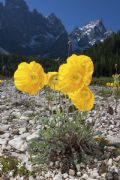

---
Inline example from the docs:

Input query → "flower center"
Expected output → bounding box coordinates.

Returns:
[72,74,81,83]
[52,75,58,85]
[31,73,39,83]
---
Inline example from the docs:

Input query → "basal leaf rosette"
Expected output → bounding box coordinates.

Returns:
[14,61,46,95]
[47,72,60,91]
[69,86,94,111]
[58,54,94,94]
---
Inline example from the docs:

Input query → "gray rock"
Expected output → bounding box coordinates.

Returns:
[26,132,39,141]
[9,137,27,151]
[86,117,94,124]
[29,120,35,125]
[106,136,120,147]
[106,172,113,180]
[81,174,89,179]
[0,138,7,145]
[107,159,113,166]
[23,111,34,116]
[29,176,35,180]
[87,178,98,180]
[77,172,81,177]
[115,156,120,162]
[12,111,21,118]
[113,172,120,180]
[45,172,52,178]
[21,133,30,139]
[19,127,27,134]
[69,169,75,176]
[0,124,10,131]
[63,173,69,178]
[20,116,29,121]
[53,174,63,180]
[0,132,10,138]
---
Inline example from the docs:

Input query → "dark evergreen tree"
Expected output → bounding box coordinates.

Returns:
[83,32,120,76]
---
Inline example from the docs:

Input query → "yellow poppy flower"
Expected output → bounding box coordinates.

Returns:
[112,74,120,78]
[47,72,60,90]
[69,86,94,111]
[110,83,114,87]
[14,61,46,95]
[0,80,3,83]
[112,74,120,87]
[106,82,111,86]
[58,54,94,94]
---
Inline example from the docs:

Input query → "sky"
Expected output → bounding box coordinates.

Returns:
[1,0,120,33]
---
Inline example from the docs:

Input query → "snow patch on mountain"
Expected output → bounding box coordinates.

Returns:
[69,20,113,52]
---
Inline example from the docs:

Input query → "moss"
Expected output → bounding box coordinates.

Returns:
[0,156,35,178]
[0,156,18,175]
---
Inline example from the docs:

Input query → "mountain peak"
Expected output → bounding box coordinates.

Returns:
[47,13,66,36]
[78,19,106,32]
[89,19,103,25]
[0,3,68,57]
[47,13,63,24]
[69,19,112,52]
[5,0,28,10]
[47,13,56,18]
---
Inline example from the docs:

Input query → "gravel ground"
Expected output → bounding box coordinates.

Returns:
[0,80,120,180]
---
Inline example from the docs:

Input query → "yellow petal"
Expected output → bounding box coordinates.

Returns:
[69,86,94,111]
[47,72,60,91]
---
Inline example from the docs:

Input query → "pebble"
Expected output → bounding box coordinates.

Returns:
[90,171,100,179]
[45,172,52,178]
[115,156,120,162]
[106,172,113,180]
[20,116,29,121]
[29,120,35,125]
[29,176,35,180]
[107,158,113,166]
[53,174,63,180]
[9,137,27,151]
[12,111,21,118]
[0,124,10,131]
[69,169,75,176]
[26,132,39,141]
[19,127,27,134]
[0,138,7,145]
[63,173,69,178]
[81,174,89,179]
[0,132,10,138]
[77,172,81,176]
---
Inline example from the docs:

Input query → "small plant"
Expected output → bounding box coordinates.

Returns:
[28,112,96,173]
[106,67,120,112]
[0,156,34,178]
[13,54,96,173]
